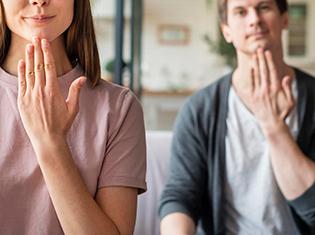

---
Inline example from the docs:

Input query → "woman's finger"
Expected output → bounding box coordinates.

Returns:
[18,59,26,97]
[41,39,57,89]
[33,37,46,88]
[257,48,269,92]
[25,44,35,90]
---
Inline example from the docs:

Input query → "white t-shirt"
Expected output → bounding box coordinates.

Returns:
[224,79,300,235]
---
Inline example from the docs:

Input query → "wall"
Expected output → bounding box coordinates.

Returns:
[285,0,315,75]
[142,0,230,91]
[141,0,315,91]
[92,0,315,83]
[140,0,315,130]
[92,0,131,78]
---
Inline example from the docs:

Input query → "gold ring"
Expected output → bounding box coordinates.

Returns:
[45,63,54,70]
[36,64,45,71]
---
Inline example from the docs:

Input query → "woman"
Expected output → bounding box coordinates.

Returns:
[0,0,146,234]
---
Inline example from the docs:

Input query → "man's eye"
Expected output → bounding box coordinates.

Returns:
[236,10,246,16]
[259,5,270,11]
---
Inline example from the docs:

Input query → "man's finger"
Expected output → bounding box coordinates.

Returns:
[282,76,293,103]
[265,50,279,89]
[257,48,269,92]
[253,54,260,91]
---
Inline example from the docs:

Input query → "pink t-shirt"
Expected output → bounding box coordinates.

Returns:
[0,65,147,234]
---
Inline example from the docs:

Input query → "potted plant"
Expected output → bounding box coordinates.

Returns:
[203,29,236,68]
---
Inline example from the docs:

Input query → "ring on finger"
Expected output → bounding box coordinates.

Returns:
[27,71,35,76]
[45,63,54,70]
[36,63,45,71]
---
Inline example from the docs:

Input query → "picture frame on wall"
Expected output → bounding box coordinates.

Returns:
[158,25,190,45]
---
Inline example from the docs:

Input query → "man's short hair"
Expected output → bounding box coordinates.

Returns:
[218,0,289,24]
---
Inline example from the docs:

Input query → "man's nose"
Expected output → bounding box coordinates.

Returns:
[247,8,261,26]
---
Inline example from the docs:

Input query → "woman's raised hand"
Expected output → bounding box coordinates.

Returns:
[249,48,295,135]
[17,37,86,146]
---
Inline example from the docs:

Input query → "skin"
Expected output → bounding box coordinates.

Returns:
[161,0,315,234]
[3,0,138,234]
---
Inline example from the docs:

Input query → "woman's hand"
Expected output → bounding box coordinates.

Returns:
[249,48,295,136]
[17,37,86,147]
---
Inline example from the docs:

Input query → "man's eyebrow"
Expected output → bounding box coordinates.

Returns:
[231,0,273,9]
[258,0,273,5]
[231,6,245,13]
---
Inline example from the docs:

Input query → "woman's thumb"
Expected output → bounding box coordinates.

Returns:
[66,76,87,115]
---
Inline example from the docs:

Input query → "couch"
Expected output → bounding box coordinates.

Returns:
[134,131,173,235]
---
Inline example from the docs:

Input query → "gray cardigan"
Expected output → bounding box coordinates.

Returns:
[159,69,315,235]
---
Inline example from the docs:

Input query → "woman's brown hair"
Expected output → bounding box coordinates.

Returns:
[0,0,101,87]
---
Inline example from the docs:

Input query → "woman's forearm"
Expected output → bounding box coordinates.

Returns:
[33,137,120,235]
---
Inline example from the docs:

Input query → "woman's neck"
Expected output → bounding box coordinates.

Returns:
[2,34,73,77]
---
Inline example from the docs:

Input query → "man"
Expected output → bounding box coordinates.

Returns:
[159,0,315,234]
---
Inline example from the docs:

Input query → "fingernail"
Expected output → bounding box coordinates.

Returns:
[27,44,33,53]
[18,59,24,67]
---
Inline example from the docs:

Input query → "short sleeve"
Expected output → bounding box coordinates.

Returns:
[98,90,147,194]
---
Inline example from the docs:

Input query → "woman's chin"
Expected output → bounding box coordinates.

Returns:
[25,30,62,42]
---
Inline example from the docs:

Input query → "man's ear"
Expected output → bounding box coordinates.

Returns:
[221,23,233,43]
[281,12,289,29]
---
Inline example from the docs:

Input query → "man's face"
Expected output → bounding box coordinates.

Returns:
[221,0,288,55]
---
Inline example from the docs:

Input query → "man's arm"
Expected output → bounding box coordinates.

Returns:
[264,123,315,200]
[159,98,208,234]
[161,213,196,235]
[250,49,315,225]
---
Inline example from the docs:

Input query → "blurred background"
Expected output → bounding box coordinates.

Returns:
[90,1,315,234]
[90,0,315,131]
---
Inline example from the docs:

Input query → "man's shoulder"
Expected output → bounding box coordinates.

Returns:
[186,73,232,108]
[294,68,315,95]
[295,67,315,81]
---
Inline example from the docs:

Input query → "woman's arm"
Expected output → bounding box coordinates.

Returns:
[17,37,138,234]
[36,139,137,235]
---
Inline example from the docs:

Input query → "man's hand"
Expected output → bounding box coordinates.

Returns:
[249,48,294,136]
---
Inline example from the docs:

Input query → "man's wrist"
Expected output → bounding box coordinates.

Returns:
[260,120,290,140]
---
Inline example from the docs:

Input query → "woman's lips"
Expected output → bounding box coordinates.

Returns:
[24,15,55,24]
